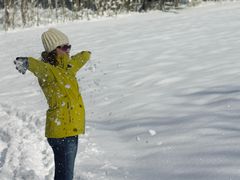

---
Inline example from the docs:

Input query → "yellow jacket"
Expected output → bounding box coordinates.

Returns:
[28,51,91,138]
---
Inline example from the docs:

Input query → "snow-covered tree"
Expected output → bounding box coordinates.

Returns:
[0,0,192,30]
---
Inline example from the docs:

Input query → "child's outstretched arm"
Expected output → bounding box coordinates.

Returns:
[68,51,91,74]
[14,57,54,81]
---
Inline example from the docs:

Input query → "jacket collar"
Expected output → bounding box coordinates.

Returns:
[56,53,70,70]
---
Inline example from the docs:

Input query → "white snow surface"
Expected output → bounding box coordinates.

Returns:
[1,2,240,180]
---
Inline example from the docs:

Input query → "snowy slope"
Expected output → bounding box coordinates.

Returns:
[1,1,240,180]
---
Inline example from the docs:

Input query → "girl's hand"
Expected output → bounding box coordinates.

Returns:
[80,51,91,60]
[14,57,29,74]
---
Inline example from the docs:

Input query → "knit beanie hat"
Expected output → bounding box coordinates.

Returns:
[41,28,69,52]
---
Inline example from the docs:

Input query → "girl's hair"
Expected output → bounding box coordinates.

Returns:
[41,50,57,66]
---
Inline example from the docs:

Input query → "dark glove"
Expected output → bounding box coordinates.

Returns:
[14,57,29,74]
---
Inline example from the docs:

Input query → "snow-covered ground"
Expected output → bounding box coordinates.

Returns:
[1,1,240,180]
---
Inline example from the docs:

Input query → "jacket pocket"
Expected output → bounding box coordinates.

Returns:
[46,108,64,125]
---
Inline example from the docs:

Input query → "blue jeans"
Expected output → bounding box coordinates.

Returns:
[47,135,78,180]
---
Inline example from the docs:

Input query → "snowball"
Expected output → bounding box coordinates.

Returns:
[136,136,141,142]
[149,129,157,136]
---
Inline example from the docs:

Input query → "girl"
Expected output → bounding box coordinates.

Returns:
[14,28,91,180]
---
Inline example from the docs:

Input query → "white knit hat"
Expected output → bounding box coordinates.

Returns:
[41,28,69,52]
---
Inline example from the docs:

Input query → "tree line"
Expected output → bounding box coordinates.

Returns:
[1,0,188,31]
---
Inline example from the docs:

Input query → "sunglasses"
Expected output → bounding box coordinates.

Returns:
[57,44,71,52]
